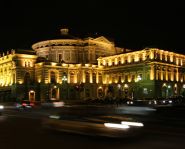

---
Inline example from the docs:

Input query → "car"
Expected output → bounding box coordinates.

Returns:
[0,104,4,115]
[126,100,149,106]
[15,100,35,109]
[42,111,144,138]
[148,100,157,106]
[41,100,65,108]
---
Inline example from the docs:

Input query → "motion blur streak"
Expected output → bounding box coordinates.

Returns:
[104,123,130,129]
[0,105,4,109]
[121,121,144,127]
[49,115,60,119]
[117,106,156,115]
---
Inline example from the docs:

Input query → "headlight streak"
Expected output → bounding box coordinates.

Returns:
[104,123,130,129]
[0,105,4,109]
[49,115,60,119]
[121,121,144,127]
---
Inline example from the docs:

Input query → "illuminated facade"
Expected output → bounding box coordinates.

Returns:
[0,49,37,101]
[0,28,185,102]
[98,49,185,99]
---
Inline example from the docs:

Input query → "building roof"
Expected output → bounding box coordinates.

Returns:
[15,49,36,55]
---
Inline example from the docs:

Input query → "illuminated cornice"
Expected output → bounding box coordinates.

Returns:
[32,39,84,49]
[150,62,181,67]
[15,54,37,59]
[99,48,185,61]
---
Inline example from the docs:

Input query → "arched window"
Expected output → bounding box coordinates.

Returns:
[131,74,135,82]
[50,71,56,83]
[125,75,128,82]
[85,72,90,83]
[98,73,102,83]
[58,53,63,63]
[70,72,75,83]
[24,72,31,84]
[93,73,96,83]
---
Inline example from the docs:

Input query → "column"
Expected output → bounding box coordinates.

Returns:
[90,70,92,83]
[176,68,179,82]
[150,65,154,80]
[82,70,85,83]
[74,71,78,83]
[171,68,174,81]
[166,66,168,81]
[67,71,70,83]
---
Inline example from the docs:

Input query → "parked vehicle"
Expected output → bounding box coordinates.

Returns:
[15,100,35,109]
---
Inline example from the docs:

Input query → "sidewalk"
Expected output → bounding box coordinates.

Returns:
[0,102,15,106]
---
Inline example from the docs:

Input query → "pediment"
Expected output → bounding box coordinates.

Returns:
[93,36,112,44]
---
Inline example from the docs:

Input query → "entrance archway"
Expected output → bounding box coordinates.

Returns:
[97,87,104,99]
[29,90,35,102]
[51,87,59,100]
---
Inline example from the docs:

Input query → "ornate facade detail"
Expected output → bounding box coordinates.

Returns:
[0,29,185,101]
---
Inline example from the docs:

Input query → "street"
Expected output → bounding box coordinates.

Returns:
[0,105,185,149]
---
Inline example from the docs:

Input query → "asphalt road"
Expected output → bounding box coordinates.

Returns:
[0,106,185,149]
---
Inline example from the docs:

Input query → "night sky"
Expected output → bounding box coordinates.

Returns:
[0,1,184,54]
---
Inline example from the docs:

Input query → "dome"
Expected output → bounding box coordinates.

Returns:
[32,27,116,65]
[59,28,79,39]
[32,28,82,50]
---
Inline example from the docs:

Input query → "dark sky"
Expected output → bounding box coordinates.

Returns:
[0,1,184,54]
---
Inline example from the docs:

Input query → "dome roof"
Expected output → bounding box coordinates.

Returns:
[59,28,79,39]
[32,28,82,50]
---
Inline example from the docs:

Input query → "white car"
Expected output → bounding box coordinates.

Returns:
[42,114,144,138]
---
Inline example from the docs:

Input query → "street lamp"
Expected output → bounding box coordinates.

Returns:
[117,84,121,89]
[137,75,142,82]
[61,75,68,100]
[62,76,67,82]
[133,75,142,99]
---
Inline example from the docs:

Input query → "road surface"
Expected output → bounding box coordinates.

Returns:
[0,105,185,149]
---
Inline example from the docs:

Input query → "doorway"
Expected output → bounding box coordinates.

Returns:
[29,90,35,102]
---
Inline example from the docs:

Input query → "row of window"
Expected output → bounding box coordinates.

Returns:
[106,74,145,83]
[100,54,184,67]
[24,61,32,67]
[50,71,103,84]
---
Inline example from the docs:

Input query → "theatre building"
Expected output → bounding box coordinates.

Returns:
[0,28,185,102]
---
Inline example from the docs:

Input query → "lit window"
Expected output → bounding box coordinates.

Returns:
[85,72,90,83]
[25,61,27,67]
[92,73,96,83]
[50,71,56,83]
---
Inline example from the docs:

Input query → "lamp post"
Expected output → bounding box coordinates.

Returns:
[62,75,68,100]
[133,75,142,99]
[62,76,68,82]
